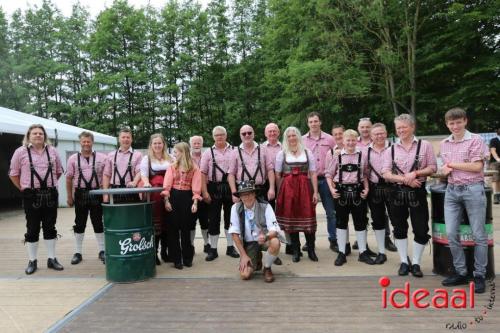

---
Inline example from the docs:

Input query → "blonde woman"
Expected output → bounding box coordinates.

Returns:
[162,142,202,269]
[140,133,174,265]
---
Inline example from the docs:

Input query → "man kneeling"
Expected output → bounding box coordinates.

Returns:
[228,181,281,282]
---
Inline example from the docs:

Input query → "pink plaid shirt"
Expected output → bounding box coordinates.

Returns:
[200,144,233,182]
[191,152,202,168]
[9,145,63,190]
[381,137,437,182]
[228,142,273,185]
[440,131,485,185]
[262,141,282,169]
[103,148,143,185]
[357,137,372,149]
[367,142,391,183]
[302,131,335,177]
[66,151,107,189]
[326,148,368,184]
[163,165,202,200]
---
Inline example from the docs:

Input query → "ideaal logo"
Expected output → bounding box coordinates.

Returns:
[379,276,474,309]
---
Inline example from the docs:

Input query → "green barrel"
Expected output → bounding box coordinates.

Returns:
[103,202,156,283]
[430,184,495,278]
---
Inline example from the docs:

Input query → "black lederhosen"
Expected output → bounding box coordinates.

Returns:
[387,140,431,244]
[207,147,233,235]
[73,152,103,234]
[238,146,267,201]
[111,150,140,203]
[367,147,392,231]
[23,147,58,242]
[334,152,367,231]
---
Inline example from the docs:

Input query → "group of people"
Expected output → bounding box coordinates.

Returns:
[8,108,491,292]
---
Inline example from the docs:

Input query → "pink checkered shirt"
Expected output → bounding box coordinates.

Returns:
[66,151,107,189]
[356,137,372,149]
[228,142,273,185]
[262,141,282,169]
[326,148,368,184]
[9,145,63,190]
[381,137,437,182]
[103,148,143,185]
[191,152,202,168]
[367,142,391,183]
[200,144,233,182]
[440,131,485,185]
[163,165,202,200]
[302,131,335,177]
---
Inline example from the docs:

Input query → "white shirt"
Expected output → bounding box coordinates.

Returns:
[140,156,173,178]
[228,202,280,242]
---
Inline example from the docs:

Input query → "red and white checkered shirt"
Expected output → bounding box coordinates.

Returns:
[367,142,391,184]
[66,151,107,189]
[228,142,273,185]
[326,148,368,184]
[440,131,485,185]
[103,148,143,185]
[200,144,233,182]
[262,141,282,170]
[302,131,335,177]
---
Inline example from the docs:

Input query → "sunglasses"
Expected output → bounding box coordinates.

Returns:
[241,131,253,136]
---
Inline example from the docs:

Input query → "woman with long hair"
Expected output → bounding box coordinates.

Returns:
[275,127,319,262]
[140,133,174,265]
[162,142,202,269]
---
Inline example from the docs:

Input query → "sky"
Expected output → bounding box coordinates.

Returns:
[0,0,210,18]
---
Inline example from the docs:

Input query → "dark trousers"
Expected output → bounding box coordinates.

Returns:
[23,189,58,242]
[388,185,430,244]
[167,189,195,264]
[368,183,392,231]
[207,194,233,236]
[334,199,367,231]
[191,201,209,231]
[74,203,103,233]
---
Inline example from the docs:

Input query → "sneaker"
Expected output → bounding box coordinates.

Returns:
[474,276,486,294]
[334,252,347,266]
[358,251,375,265]
[442,274,468,286]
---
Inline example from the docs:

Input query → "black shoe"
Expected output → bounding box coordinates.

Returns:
[285,244,293,255]
[192,245,195,256]
[25,260,37,275]
[374,253,387,265]
[494,194,500,205]
[329,239,339,253]
[71,253,82,265]
[385,237,397,252]
[411,264,423,278]
[205,248,218,261]
[365,244,377,257]
[274,257,283,265]
[47,258,64,271]
[442,274,468,286]
[353,241,359,250]
[358,251,375,265]
[156,255,161,265]
[292,247,301,263]
[203,244,210,253]
[302,244,308,251]
[474,276,486,293]
[174,262,183,270]
[345,243,352,256]
[398,262,410,276]
[183,260,192,267]
[226,246,240,258]
[334,252,347,266]
[98,251,105,264]
[307,247,319,262]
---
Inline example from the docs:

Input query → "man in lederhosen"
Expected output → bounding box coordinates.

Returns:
[102,128,143,203]
[190,135,210,255]
[228,125,276,204]
[366,123,394,265]
[201,126,239,261]
[66,131,107,265]
[382,114,437,277]
[9,124,64,274]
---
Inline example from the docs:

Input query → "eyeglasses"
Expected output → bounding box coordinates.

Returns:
[241,131,253,136]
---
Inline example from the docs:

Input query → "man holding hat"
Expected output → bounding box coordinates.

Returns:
[228,181,282,283]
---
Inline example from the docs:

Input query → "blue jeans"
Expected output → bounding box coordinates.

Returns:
[444,182,487,278]
[318,177,337,241]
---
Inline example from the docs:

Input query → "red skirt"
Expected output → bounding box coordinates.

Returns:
[150,174,167,235]
[276,170,316,233]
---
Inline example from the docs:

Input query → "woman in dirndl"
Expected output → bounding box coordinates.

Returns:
[275,126,319,262]
[140,133,174,265]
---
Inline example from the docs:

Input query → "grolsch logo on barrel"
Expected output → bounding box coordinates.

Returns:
[119,232,154,255]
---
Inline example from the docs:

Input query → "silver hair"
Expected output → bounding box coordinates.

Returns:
[212,126,227,136]
[282,126,305,155]
[189,135,203,145]
[371,123,387,132]
[394,113,415,126]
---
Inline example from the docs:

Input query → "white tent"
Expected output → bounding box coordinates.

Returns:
[0,107,117,207]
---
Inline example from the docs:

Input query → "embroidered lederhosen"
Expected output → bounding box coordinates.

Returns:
[238,146,266,197]
[24,146,58,209]
[367,144,391,204]
[390,140,423,207]
[207,146,232,200]
[111,150,139,203]
[334,152,363,207]
[75,152,102,206]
